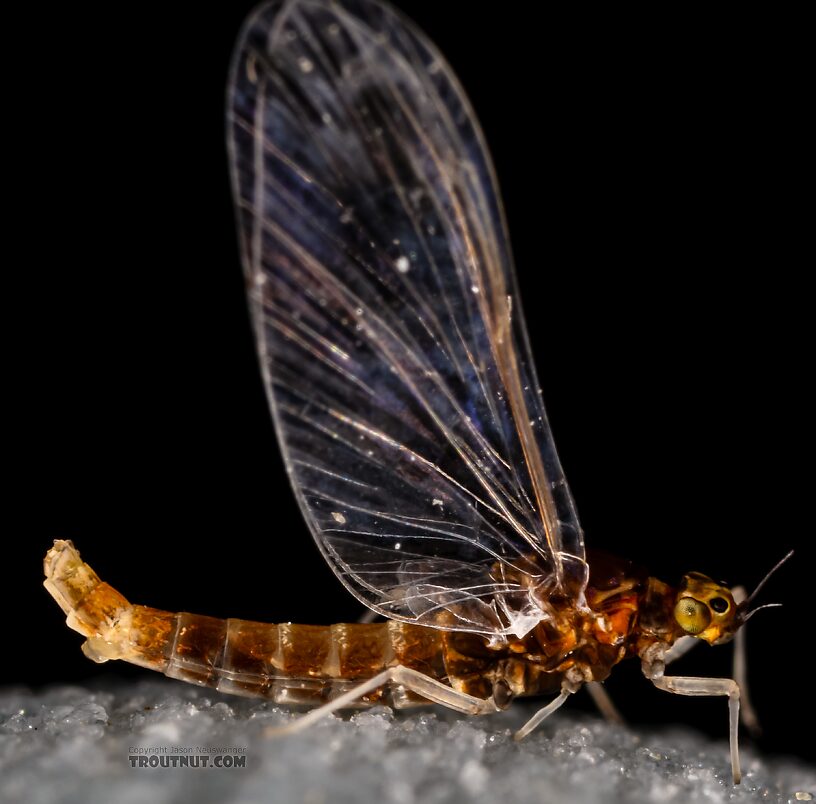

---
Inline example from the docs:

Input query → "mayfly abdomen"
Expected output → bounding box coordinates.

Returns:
[44,540,445,708]
[168,615,445,708]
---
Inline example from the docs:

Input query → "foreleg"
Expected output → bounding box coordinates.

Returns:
[642,643,741,784]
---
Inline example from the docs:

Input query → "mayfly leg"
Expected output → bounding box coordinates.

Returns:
[654,674,741,784]
[585,682,625,724]
[513,690,571,741]
[663,635,699,665]
[584,632,720,728]
[731,585,761,736]
[513,665,590,741]
[266,666,499,736]
[641,645,741,784]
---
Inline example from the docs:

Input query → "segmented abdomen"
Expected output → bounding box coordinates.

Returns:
[164,613,445,706]
[44,540,446,708]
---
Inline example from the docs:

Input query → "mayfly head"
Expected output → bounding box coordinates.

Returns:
[673,573,739,645]
[673,550,793,645]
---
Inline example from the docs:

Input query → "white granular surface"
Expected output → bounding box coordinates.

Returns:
[1,679,812,804]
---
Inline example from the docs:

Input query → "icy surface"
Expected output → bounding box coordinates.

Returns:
[1,679,812,804]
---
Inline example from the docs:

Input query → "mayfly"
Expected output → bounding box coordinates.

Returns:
[44,0,789,784]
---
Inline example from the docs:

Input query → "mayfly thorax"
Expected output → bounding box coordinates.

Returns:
[44,0,790,785]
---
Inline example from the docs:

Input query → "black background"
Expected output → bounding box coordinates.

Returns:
[7,1,811,764]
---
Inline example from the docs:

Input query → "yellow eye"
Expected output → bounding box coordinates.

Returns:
[674,597,712,634]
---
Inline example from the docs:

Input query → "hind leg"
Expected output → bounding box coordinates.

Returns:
[266,665,499,736]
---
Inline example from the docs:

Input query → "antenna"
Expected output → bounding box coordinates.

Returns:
[738,549,793,615]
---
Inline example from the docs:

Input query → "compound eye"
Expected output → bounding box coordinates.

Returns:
[709,596,729,614]
[674,597,711,634]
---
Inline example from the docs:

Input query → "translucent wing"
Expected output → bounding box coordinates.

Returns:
[228,0,586,637]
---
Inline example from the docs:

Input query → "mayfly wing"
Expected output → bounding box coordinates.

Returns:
[227,0,586,637]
